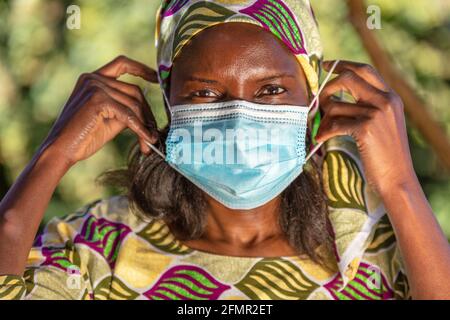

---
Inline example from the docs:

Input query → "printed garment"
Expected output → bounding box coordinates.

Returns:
[156,0,323,102]
[0,136,410,300]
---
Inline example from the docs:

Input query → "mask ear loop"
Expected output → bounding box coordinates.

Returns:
[142,86,167,159]
[305,59,340,162]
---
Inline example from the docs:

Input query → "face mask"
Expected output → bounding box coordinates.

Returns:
[146,60,340,210]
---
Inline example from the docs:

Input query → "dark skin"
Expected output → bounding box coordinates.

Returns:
[0,22,449,298]
[169,23,309,258]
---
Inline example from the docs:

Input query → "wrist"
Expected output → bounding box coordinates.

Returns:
[377,172,425,214]
[35,143,74,176]
[375,165,419,198]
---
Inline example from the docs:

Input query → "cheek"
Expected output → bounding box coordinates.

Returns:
[291,85,310,105]
[169,62,189,104]
[168,75,181,105]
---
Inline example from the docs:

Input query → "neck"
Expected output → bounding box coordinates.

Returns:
[180,195,300,257]
[202,195,285,247]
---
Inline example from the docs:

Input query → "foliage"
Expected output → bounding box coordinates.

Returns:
[0,0,449,236]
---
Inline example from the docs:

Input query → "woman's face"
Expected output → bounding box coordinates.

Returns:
[169,22,309,107]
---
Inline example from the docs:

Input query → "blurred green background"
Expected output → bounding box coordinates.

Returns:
[0,0,449,236]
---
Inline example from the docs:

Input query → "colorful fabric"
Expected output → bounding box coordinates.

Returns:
[155,0,323,99]
[0,137,410,300]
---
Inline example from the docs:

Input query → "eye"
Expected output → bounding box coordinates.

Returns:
[191,89,219,98]
[258,85,287,96]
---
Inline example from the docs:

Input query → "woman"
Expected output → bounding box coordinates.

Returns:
[0,0,449,300]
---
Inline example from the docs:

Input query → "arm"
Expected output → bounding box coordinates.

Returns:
[0,55,158,276]
[380,174,450,299]
[0,145,71,274]
[316,60,450,299]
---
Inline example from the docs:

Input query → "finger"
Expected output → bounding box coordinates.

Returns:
[56,79,94,122]
[323,60,389,92]
[89,73,146,103]
[321,98,377,118]
[94,55,158,82]
[67,72,94,105]
[85,78,159,140]
[89,74,158,129]
[80,73,158,130]
[105,102,156,154]
[85,78,144,118]
[315,114,370,143]
[95,91,157,149]
[319,69,388,107]
[69,71,146,109]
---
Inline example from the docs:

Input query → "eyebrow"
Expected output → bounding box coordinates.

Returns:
[185,73,296,85]
[185,76,219,84]
[256,73,296,83]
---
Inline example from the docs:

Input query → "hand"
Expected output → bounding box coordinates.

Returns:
[316,60,416,196]
[39,55,159,168]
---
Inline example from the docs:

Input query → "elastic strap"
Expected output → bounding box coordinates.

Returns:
[145,140,166,159]
[142,85,170,160]
[305,60,340,162]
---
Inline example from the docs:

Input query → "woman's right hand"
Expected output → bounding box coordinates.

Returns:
[40,55,159,168]
[0,55,161,275]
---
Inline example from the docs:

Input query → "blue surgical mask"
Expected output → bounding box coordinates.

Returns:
[146,61,340,210]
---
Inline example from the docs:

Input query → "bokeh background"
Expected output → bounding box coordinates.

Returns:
[0,0,449,237]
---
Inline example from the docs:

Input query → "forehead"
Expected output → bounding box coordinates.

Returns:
[170,22,303,79]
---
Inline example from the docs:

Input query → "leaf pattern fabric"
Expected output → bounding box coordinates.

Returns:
[94,276,139,300]
[235,258,318,299]
[366,215,396,253]
[171,1,236,59]
[239,0,307,55]
[73,215,131,269]
[144,265,230,300]
[137,220,193,255]
[324,136,391,288]
[324,262,394,300]
[156,0,323,96]
[0,136,410,300]
[322,150,366,211]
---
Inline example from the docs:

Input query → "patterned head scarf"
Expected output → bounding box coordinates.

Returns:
[155,0,323,107]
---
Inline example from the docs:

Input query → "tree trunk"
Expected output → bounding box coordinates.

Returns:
[346,0,450,171]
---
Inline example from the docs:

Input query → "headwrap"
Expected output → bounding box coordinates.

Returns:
[154,0,323,106]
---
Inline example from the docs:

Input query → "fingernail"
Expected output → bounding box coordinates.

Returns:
[150,131,159,144]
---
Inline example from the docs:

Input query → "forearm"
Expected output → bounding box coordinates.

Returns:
[380,175,450,299]
[0,146,71,275]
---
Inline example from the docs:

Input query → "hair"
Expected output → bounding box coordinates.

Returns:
[98,123,333,265]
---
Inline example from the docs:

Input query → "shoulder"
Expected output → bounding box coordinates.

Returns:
[36,195,191,263]
[30,195,151,273]
[40,195,145,243]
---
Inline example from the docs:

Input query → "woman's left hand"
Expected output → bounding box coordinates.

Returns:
[315,60,416,196]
